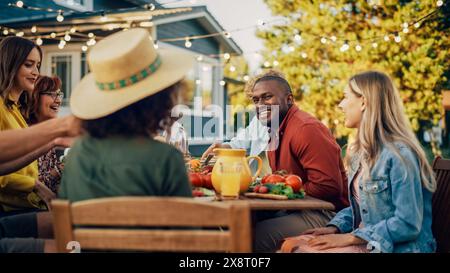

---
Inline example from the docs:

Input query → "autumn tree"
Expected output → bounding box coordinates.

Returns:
[257,0,450,146]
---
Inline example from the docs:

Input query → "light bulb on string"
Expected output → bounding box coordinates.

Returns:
[16,1,24,8]
[340,40,350,52]
[330,35,337,42]
[403,27,409,33]
[273,60,279,66]
[70,27,76,33]
[372,42,378,48]
[230,65,236,72]
[437,0,443,7]
[100,11,108,22]
[355,44,362,51]
[16,31,24,37]
[294,34,302,42]
[219,80,225,86]
[223,53,231,60]
[185,39,192,48]
[81,45,88,52]
[88,32,94,38]
[144,3,156,11]
[56,11,64,22]
[64,33,71,41]
[153,40,159,49]
[50,32,56,38]
[36,37,43,46]
[320,37,327,44]
[31,26,37,33]
[414,22,421,28]
[195,79,201,85]
[384,35,390,41]
[243,75,250,81]
[301,52,308,58]
[394,33,401,43]
[3,29,8,35]
[224,32,231,38]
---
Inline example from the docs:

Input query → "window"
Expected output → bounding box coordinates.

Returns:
[80,52,89,78]
[51,55,72,105]
[181,61,216,110]
[54,0,93,12]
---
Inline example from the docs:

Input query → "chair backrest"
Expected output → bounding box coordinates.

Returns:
[52,197,252,253]
[432,156,450,253]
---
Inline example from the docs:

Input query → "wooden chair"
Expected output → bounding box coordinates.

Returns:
[432,156,450,253]
[52,197,252,253]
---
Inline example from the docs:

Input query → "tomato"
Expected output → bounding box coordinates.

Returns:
[192,189,204,197]
[264,174,286,184]
[285,175,303,193]
[189,173,203,187]
[258,185,269,194]
[202,173,213,189]
[253,185,261,193]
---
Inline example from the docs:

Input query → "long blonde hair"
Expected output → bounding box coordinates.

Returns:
[346,71,436,192]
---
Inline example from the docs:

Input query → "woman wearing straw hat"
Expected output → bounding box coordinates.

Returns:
[58,28,194,202]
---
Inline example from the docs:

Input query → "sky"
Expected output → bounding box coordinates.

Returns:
[158,0,277,72]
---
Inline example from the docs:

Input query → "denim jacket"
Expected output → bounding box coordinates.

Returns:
[328,143,436,253]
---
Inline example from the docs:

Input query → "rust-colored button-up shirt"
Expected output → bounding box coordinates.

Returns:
[268,105,349,211]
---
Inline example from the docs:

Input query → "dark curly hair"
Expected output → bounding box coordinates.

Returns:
[82,82,181,138]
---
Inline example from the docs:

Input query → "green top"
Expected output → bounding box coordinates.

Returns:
[59,135,192,202]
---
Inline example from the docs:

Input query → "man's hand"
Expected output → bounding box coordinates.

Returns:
[201,143,231,160]
[34,180,56,210]
[302,226,339,236]
[307,234,366,250]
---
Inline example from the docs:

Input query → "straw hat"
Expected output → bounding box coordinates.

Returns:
[70,28,193,119]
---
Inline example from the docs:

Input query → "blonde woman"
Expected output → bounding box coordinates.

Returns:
[281,71,436,253]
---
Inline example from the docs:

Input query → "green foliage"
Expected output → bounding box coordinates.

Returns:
[258,0,449,138]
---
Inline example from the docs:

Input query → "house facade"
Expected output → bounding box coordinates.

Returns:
[0,0,243,156]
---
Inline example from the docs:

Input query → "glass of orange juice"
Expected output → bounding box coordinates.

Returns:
[219,162,242,200]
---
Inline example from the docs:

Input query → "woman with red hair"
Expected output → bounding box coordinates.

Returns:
[26,76,64,195]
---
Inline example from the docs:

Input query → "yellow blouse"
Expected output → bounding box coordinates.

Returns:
[0,95,45,211]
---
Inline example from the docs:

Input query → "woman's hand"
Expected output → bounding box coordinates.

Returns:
[34,180,56,210]
[307,234,366,250]
[302,226,339,236]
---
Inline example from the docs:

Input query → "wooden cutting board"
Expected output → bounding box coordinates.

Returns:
[244,192,288,200]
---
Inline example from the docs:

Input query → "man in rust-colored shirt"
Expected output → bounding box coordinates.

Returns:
[250,71,348,252]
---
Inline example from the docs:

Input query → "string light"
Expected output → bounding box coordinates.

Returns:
[2,29,8,35]
[355,44,362,51]
[414,22,421,28]
[36,37,43,45]
[196,55,203,61]
[384,35,390,41]
[70,27,76,33]
[219,80,225,86]
[294,34,302,42]
[88,32,94,38]
[223,53,231,60]
[263,61,270,67]
[394,33,402,43]
[257,19,265,26]
[273,60,279,66]
[320,37,327,44]
[100,11,108,22]
[50,32,56,38]
[16,1,24,8]
[243,75,250,81]
[403,27,409,33]
[340,41,350,52]
[56,11,64,22]
[81,45,88,52]
[184,38,192,48]
[195,79,201,85]
[301,52,308,58]
[437,0,443,7]
[153,40,159,49]
[330,35,337,42]
[15,31,24,37]
[224,32,231,38]
[229,65,236,72]
[64,33,71,41]
[31,26,37,33]
[372,42,378,48]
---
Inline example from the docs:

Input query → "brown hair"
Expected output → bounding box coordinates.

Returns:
[82,82,181,138]
[0,36,42,110]
[26,75,62,125]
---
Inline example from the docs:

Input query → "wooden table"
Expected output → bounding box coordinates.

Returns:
[196,195,335,211]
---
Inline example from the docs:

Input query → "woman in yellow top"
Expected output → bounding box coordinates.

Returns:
[0,37,55,215]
